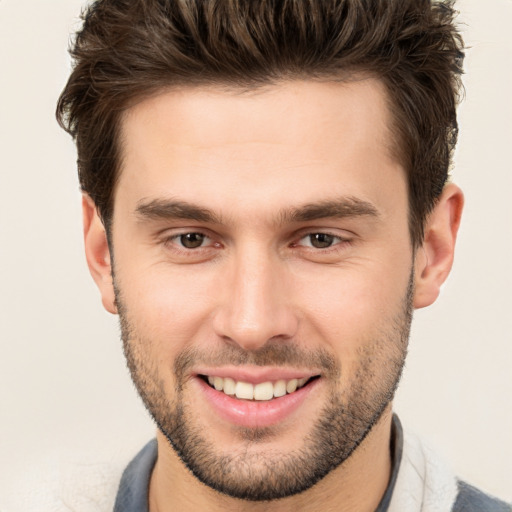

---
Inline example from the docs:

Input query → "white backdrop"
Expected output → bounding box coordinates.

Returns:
[0,0,511,503]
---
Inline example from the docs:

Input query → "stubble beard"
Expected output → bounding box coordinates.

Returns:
[115,274,413,502]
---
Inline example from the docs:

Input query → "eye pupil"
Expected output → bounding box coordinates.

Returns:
[180,233,205,249]
[310,233,334,248]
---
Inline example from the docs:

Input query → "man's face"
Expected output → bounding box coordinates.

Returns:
[110,80,413,500]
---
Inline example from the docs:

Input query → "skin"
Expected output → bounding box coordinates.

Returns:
[83,79,463,512]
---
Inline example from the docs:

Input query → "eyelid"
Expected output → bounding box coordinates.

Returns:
[294,228,353,243]
[157,227,219,250]
[157,227,354,252]
[156,225,212,239]
[298,233,345,248]
[173,232,210,247]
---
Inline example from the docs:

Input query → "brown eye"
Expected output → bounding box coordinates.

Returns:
[179,233,206,249]
[309,233,335,248]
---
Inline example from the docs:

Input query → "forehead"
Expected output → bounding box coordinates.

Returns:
[116,79,405,221]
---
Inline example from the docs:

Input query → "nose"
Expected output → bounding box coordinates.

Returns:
[212,248,299,351]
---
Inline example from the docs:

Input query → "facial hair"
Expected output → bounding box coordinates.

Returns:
[115,272,413,501]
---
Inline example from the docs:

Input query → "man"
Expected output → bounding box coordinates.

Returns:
[51,0,509,511]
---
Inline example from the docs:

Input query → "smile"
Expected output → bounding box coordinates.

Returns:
[202,375,316,401]
[195,371,322,428]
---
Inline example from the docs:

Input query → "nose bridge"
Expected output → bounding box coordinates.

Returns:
[213,242,297,350]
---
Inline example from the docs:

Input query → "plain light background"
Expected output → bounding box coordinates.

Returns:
[1,0,511,502]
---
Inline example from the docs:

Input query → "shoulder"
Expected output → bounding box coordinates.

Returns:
[453,480,512,512]
[0,439,147,512]
[388,417,511,512]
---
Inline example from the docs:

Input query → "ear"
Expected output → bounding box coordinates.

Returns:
[82,194,117,314]
[413,183,464,309]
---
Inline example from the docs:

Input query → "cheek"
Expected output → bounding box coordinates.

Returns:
[117,265,218,349]
[292,259,411,355]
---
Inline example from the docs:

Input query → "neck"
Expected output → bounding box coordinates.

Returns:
[149,406,394,512]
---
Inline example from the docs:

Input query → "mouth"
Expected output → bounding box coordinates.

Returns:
[195,371,322,428]
[199,374,320,401]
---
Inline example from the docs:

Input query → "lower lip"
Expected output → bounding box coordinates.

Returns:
[195,377,320,429]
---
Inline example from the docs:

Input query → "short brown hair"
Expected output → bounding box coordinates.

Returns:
[57,0,464,246]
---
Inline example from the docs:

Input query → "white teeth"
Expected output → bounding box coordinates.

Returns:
[235,381,254,400]
[273,380,287,398]
[206,375,311,400]
[213,376,224,391]
[223,377,236,396]
[286,379,298,394]
[254,382,274,401]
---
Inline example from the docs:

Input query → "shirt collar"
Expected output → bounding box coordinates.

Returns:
[114,414,403,512]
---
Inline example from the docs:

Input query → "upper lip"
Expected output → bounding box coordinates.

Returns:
[194,365,320,384]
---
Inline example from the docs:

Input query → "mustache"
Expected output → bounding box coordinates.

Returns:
[174,342,340,382]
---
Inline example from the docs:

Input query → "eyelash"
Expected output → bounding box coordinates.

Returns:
[163,232,217,253]
[161,230,353,256]
[293,232,351,251]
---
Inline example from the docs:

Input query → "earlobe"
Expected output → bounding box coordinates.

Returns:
[413,183,464,309]
[82,195,118,314]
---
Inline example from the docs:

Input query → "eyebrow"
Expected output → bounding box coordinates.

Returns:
[136,199,223,224]
[135,196,380,225]
[282,197,380,223]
